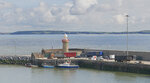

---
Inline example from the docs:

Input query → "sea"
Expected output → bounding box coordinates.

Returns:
[0,34,150,83]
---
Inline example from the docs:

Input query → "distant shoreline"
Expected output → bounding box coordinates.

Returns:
[1,30,150,35]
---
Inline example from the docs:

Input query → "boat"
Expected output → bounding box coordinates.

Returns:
[31,65,38,68]
[41,63,54,68]
[25,63,38,68]
[42,65,54,68]
[25,63,32,67]
[57,61,79,68]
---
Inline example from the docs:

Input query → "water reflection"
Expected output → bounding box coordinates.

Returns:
[0,65,150,83]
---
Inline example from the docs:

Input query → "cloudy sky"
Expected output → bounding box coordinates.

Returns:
[0,0,150,32]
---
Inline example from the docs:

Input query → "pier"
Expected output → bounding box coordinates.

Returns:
[32,58,150,74]
[0,48,150,74]
[0,55,149,74]
[78,60,150,74]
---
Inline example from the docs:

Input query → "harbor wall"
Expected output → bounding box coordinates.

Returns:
[77,60,150,74]
[35,59,150,74]
[0,55,149,75]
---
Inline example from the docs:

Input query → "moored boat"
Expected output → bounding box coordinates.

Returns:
[41,63,54,68]
[25,63,38,68]
[31,65,38,67]
[25,63,32,67]
[57,61,79,68]
[42,65,54,68]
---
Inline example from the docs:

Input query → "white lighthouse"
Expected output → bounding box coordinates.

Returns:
[62,34,69,53]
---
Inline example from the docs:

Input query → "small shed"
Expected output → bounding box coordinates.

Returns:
[31,53,44,60]
[31,53,44,65]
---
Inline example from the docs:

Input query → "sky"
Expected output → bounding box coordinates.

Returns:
[0,0,150,32]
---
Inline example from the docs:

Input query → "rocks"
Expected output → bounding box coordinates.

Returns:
[0,56,31,65]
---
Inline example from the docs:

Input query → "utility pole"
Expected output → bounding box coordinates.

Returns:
[126,15,129,56]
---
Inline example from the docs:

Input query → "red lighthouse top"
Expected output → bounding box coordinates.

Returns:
[62,34,69,43]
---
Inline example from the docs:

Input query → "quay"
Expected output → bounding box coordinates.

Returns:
[0,51,150,74]
[33,58,150,74]
[78,60,150,74]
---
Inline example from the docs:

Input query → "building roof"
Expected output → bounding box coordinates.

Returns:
[42,49,63,54]
[42,48,83,54]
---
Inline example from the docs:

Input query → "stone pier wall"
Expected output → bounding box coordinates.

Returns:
[78,60,150,74]
[35,59,150,74]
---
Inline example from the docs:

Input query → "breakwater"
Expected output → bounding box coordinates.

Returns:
[78,60,150,74]
[0,56,149,75]
[0,56,31,65]
[35,59,150,74]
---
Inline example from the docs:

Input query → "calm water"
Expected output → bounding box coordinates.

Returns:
[0,34,150,83]
[0,65,149,83]
[0,34,150,55]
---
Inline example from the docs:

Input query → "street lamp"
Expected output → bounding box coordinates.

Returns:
[126,15,129,56]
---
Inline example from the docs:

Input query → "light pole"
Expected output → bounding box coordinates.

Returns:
[126,15,129,56]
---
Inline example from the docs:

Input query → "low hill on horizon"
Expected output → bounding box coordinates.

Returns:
[1,30,150,35]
